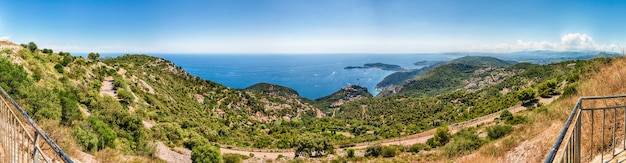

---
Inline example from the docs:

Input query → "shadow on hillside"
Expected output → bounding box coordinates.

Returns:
[522,99,541,107]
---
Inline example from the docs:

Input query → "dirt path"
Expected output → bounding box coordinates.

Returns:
[100,76,117,98]
[219,96,559,159]
[221,148,294,159]
[155,142,191,163]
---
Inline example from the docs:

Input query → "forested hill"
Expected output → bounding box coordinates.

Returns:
[244,82,301,98]
[379,56,518,97]
[315,85,373,113]
[0,44,323,161]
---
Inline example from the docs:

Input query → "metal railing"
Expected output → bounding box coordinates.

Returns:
[0,86,73,163]
[546,95,626,163]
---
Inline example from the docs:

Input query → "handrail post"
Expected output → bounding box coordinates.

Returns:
[33,131,40,163]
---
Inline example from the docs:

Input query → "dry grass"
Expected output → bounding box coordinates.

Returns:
[458,57,626,162]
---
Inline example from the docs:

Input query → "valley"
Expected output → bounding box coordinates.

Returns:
[0,40,619,162]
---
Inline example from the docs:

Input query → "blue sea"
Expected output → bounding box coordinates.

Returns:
[155,54,452,99]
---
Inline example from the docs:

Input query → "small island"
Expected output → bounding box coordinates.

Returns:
[345,63,406,71]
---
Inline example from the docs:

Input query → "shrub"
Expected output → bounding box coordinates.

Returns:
[223,153,248,163]
[74,128,98,152]
[60,95,82,126]
[117,89,134,104]
[89,117,117,149]
[500,110,513,122]
[538,79,558,97]
[191,144,222,163]
[346,148,355,158]
[516,88,535,103]
[27,42,38,52]
[365,143,382,157]
[382,146,396,158]
[487,124,513,140]
[294,134,334,157]
[507,115,527,125]
[42,48,53,54]
[113,76,126,88]
[563,84,578,97]
[444,131,485,157]
[409,143,430,153]
[427,126,450,148]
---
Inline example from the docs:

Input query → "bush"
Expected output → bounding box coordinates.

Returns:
[27,42,38,52]
[516,88,535,103]
[500,110,513,122]
[191,144,222,163]
[89,117,117,149]
[74,128,99,152]
[294,134,334,157]
[487,124,513,140]
[365,143,382,157]
[42,48,53,54]
[113,76,126,88]
[382,146,396,158]
[117,89,134,104]
[427,126,450,148]
[346,148,355,158]
[223,153,248,163]
[507,115,527,125]
[563,84,578,97]
[409,143,430,153]
[60,94,82,126]
[538,79,558,97]
[443,133,484,157]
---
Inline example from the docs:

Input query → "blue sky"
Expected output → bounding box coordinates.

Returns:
[1,0,625,53]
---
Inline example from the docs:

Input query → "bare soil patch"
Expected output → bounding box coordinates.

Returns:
[155,142,191,163]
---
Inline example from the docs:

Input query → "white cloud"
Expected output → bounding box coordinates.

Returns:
[0,36,9,41]
[469,33,616,52]
[561,33,594,50]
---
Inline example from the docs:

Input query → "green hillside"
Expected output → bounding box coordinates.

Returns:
[315,85,373,112]
[375,61,444,89]
[386,56,517,97]
[0,43,616,162]
[244,82,301,98]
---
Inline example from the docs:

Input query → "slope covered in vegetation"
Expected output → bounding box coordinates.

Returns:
[1,41,619,162]
[379,56,517,97]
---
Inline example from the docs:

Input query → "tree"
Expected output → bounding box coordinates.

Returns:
[191,144,222,163]
[346,148,355,158]
[54,63,64,73]
[516,88,536,103]
[427,126,450,147]
[27,42,38,52]
[365,143,382,157]
[538,79,558,97]
[294,134,334,157]
[382,146,396,158]
[89,117,116,149]
[487,124,513,140]
[500,109,513,122]
[88,52,100,60]
[42,48,53,54]
[60,95,82,126]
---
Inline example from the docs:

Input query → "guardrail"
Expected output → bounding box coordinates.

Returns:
[546,95,626,163]
[0,86,73,163]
